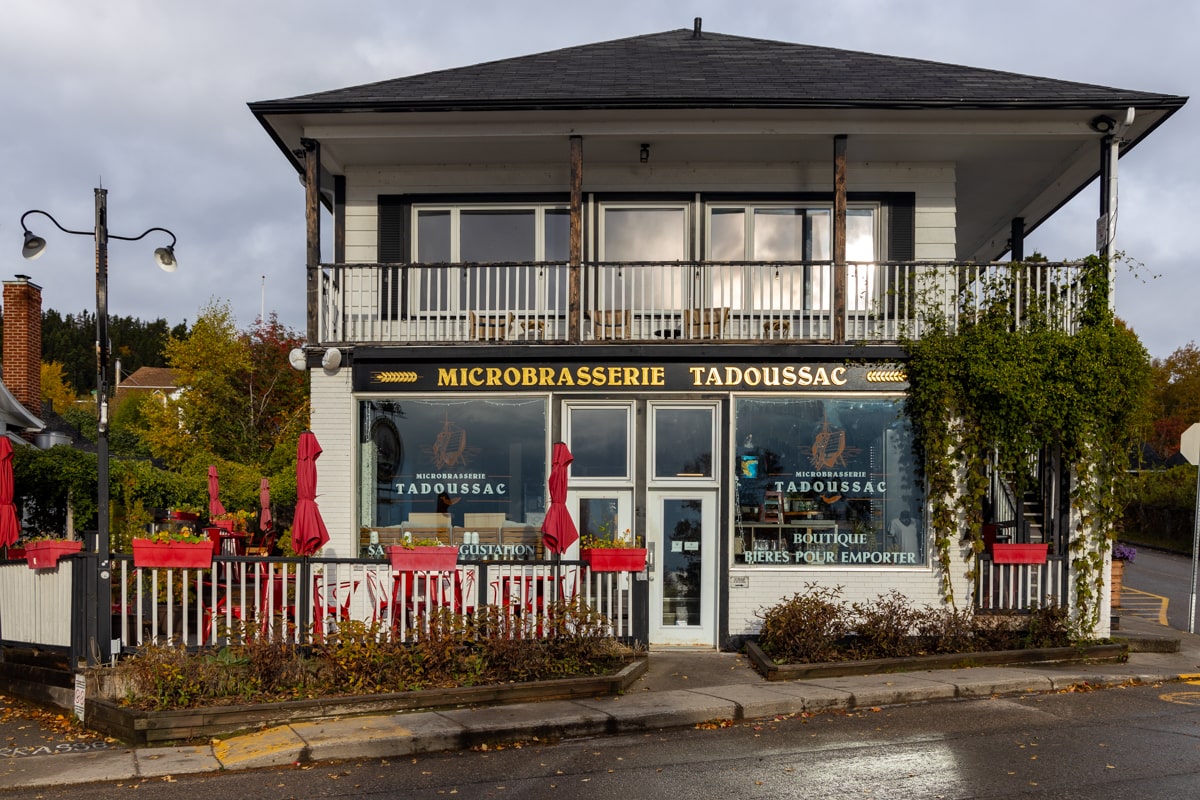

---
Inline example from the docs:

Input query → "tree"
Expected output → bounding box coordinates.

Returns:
[1147,341,1200,460]
[138,302,309,471]
[41,360,77,415]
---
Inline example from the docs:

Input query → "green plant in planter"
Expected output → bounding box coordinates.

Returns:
[140,526,210,545]
[395,537,447,548]
[580,530,642,549]
[211,509,253,533]
[904,255,1152,636]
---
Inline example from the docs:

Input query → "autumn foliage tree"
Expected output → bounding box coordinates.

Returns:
[1147,341,1200,461]
[139,302,308,472]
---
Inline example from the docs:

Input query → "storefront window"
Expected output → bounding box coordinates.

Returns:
[360,397,548,530]
[732,396,924,567]
[568,406,631,479]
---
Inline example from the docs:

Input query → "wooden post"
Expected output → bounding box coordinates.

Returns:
[833,135,847,343]
[569,135,583,344]
[1010,217,1024,262]
[303,138,321,345]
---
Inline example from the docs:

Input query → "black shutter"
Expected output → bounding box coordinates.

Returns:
[887,193,915,261]
[378,196,407,320]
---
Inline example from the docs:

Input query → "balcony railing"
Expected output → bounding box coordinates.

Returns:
[318,260,1092,346]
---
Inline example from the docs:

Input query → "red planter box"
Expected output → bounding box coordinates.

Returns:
[132,539,214,569]
[4,547,26,560]
[24,540,83,569]
[169,510,200,522]
[991,543,1049,565]
[582,548,647,573]
[387,545,459,572]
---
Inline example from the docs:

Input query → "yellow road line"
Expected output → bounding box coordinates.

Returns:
[1120,586,1169,626]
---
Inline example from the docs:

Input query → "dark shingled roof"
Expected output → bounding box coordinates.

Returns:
[251,28,1184,113]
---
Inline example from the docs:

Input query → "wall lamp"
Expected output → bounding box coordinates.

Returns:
[289,346,343,371]
[639,143,650,163]
[321,347,343,371]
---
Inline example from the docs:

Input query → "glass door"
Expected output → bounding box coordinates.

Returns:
[647,490,716,645]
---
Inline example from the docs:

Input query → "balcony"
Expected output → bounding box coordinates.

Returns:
[318,260,1091,347]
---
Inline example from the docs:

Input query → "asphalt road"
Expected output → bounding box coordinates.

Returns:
[1121,547,1200,632]
[5,682,1200,799]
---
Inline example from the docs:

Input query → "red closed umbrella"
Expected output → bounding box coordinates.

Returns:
[207,465,226,518]
[541,442,578,554]
[292,431,329,556]
[259,477,272,533]
[0,438,20,548]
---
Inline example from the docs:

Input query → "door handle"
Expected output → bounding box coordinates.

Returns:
[647,541,655,579]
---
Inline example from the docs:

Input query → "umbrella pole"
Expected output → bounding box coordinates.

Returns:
[298,557,312,646]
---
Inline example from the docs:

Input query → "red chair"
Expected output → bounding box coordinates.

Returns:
[311,573,361,639]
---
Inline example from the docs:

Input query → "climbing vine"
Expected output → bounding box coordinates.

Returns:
[904,256,1152,635]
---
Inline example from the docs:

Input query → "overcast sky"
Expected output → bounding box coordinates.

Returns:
[1,1,1194,359]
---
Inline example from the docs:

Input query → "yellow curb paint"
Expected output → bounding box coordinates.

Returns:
[212,725,304,768]
[1177,673,1200,685]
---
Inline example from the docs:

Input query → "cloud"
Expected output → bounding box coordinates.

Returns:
[0,0,1192,359]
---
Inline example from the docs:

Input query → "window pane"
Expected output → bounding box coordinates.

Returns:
[416,210,451,262]
[709,209,745,260]
[544,209,570,261]
[603,208,686,261]
[807,210,831,310]
[415,210,451,310]
[654,407,713,479]
[847,209,877,311]
[460,210,535,262]
[808,210,830,260]
[579,497,621,543]
[359,398,547,530]
[732,397,924,567]
[752,209,804,260]
[460,211,536,308]
[569,407,629,478]
[545,209,570,311]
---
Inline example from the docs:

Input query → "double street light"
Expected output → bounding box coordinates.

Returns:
[19,186,178,663]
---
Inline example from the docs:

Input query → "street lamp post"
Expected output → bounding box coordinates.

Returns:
[20,187,177,664]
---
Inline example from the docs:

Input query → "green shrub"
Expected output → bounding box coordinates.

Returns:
[113,600,635,710]
[756,586,1072,663]
[757,583,848,663]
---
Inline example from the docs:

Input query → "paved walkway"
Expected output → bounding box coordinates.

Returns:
[4,615,1199,790]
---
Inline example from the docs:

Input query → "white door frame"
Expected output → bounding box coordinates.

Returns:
[647,489,717,646]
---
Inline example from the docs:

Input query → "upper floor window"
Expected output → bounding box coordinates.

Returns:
[411,205,569,313]
[707,204,876,311]
[600,205,689,262]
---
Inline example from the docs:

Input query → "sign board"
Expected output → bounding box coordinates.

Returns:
[1181,423,1200,466]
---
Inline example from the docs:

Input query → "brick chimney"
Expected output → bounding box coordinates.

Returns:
[3,276,43,417]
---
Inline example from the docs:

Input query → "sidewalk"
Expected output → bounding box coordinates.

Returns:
[5,615,1199,790]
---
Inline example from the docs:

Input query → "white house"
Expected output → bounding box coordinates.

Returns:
[250,22,1185,648]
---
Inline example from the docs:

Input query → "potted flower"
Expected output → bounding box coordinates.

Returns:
[4,536,28,560]
[168,504,203,522]
[23,534,83,569]
[387,537,459,571]
[1111,542,1136,608]
[580,530,647,573]
[132,527,215,569]
[210,509,252,533]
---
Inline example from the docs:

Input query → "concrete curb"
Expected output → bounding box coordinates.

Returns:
[5,651,1199,790]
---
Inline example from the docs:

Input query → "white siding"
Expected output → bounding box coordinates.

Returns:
[309,366,357,558]
[726,541,974,637]
[342,161,958,264]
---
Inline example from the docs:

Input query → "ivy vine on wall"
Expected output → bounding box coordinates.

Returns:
[903,256,1152,635]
